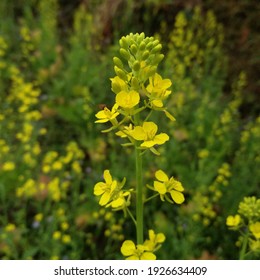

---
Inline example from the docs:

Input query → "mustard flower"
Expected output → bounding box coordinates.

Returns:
[2,161,15,171]
[249,222,260,239]
[95,104,119,124]
[94,170,117,206]
[4,223,16,232]
[226,214,241,227]
[106,190,131,210]
[111,76,128,94]
[143,229,166,251]
[62,234,71,244]
[52,231,61,240]
[146,73,172,108]
[152,170,185,204]
[116,90,140,109]
[129,122,169,148]
[121,240,156,260]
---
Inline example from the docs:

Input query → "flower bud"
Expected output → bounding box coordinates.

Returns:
[151,44,162,54]
[130,44,138,55]
[139,41,146,51]
[131,77,139,89]
[119,48,130,60]
[114,66,127,81]
[151,54,164,66]
[119,37,128,49]
[132,61,140,72]
[146,66,157,78]
[113,57,124,69]
[141,50,149,60]
[146,42,153,51]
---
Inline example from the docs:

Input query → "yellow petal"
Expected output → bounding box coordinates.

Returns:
[131,126,146,140]
[99,192,110,206]
[111,197,124,208]
[154,181,167,194]
[93,182,106,195]
[143,122,157,135]
[141,252,156,260]
[156,233,166,243]
[155,170,168,182]
[152,99,163,108]
[141,140,156,148]
[154,133,169,144]
[103,170,112,184]
[170,190,185,204]
[121,240,136,256]
[95,110,107,119]
[148,229,155,241]
[126,255,139,260]
[116,90,140,108]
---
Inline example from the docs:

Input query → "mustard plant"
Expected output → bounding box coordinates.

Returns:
[226,196,260,259]
[94,32,185,259]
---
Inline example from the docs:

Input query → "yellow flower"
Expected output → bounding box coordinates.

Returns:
[4,223,16,232]
[146,73,172,108]
[52,231,61,240]
[95,104,119,123]
[121,240,156,260]
[129,122,169,148]
[116,90,140,109]
[94,170,117,206]
[106,190,131,210]
[72,161,82,174]
[52,160,63,170]
[111,76,128,94]
[61,222,69,231]
[226,214,241,227]
[34,213,43,222]
[143,229,166,251]
[249,239,260,251]
[62,234,71,244]
[2,161,15,171]
[153,170,185,204]
[249,222,260,239]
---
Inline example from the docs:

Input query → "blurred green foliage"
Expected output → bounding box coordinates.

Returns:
[0,0,259,259]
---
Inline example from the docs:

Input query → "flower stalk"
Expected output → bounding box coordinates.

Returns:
[94,32,185,259]
[135,142,144,244]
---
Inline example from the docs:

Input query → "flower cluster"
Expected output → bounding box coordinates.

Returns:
[95,32,174,155]
[94,33,184,259]
[226,196,260,256]
[121,230,165,260]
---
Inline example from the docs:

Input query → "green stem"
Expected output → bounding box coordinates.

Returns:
[239,229,249,260]
[126,207,136,226]
[144,193,160,203]
[135,144,143,244]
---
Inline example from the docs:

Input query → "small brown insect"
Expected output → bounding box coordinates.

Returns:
[98,104,107,110]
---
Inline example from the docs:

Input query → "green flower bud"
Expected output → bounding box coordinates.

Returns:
[133,61,140,71]
[151,54,164,66]
[139,41,146,51]
[130,44,138,55]
[146,66,157,78]
[151,44,162,54]
[113,57,124,69]
[114,66,127,81]
[136,32,145,44]
[146,42,154,51]
[119,37,128,49]
[119,48,130,60]
[141,50,150,60]
[131,76,139,89]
